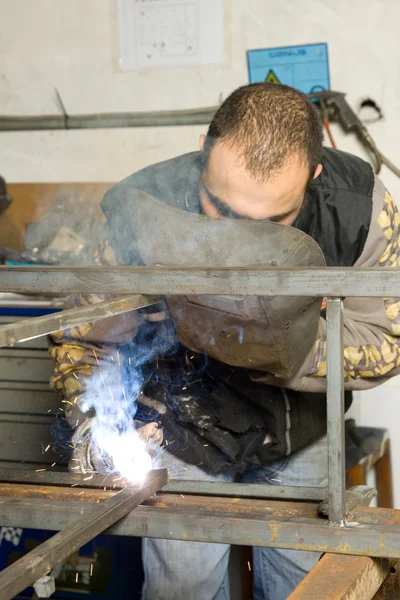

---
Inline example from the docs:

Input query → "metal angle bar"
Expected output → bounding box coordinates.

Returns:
[326,298,346,524]
[1,266,400,297]
[0,469,167,600]
[0,496,400,558]
[162,480,326,501]
[0,294,161,347]
[0,468,326,501]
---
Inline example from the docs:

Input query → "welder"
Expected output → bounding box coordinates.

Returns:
[50,82,400,600]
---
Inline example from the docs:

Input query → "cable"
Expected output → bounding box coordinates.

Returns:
[323,120,336,148]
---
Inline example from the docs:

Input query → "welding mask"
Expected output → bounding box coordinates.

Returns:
[106,190,325,379]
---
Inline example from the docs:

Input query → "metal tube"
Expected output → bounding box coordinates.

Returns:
[0,494,400,558]
[1,266,400,297]
[0,106,218,132]
[0,469,167,600]
[0,294,161,347]
[326,298,346,524]
[0,468,326,501]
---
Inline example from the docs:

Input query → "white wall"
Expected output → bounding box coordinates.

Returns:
[1,0,400,503]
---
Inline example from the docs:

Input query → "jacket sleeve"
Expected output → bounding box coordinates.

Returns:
[49,236,164,426]
[252,176,400,392]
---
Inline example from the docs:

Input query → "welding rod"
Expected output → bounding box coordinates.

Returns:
[0,468,167,600]
[0,294,161,347]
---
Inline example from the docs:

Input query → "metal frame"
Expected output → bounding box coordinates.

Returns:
[0,265,398,570]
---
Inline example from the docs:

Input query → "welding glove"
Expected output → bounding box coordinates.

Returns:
[69,417,163,475]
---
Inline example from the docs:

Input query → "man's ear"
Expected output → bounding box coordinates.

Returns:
[199,133,206,152]
[313,163,323,179]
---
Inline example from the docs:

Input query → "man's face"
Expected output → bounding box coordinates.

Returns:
[199,136,321,225]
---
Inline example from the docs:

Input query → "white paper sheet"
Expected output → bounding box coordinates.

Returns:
[117,0,224,70]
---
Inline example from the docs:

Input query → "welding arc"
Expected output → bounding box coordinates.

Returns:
[0,469,167,600]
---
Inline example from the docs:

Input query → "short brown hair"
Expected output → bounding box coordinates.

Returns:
[205,83,323,181]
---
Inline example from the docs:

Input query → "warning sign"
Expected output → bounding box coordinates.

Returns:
[265,69,280,84]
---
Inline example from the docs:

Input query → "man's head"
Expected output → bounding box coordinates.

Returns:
[199,83,323,224]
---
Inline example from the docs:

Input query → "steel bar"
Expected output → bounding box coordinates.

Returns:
[0,469,167,600]
[0,468,326,500]
[0,106,218,131]
[288,555,394,600]
[1,266,400,297]
[0,294,160,347]
[0,494,400,558]
[326,298,346,524]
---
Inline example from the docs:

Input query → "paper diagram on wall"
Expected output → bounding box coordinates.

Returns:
[117,0,224,70]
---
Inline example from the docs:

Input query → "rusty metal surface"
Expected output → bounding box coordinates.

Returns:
[289,555,392,600]
[372,564,400,599]
[0,468,326,501]
[1,265,400,297]
[0,483,400,558]
[0,469,167,600]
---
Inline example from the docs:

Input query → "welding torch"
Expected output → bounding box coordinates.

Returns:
[307,90,400,178]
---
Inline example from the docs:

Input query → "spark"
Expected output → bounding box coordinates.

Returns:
[45,445,51,452]
[113,476,123,482]
[248,358,252,363]
[93,349,100,365]
[248,561,251,571]
[35,469,46,472]
[84,475,94,481]
[104,487,107,491]
[203,444,209,447]
[123,388,128,402]
[108,386,115,402]
[73,397,78,404]
[78,491,84,496]
[73,373,79,380]
[76,573,79,583]
[71,483,79,487]
[90,564,94,576]
[70,466,80,470]
[47,409,52,413]
[117,351,121,365]
[62,400,74,406]
[51,462,56,467]
[182,386,187,390]
[69,444,76,450]
[270,478,281,482]
[59,408,64,412]
[180,494,185,499]
[67,353,75,365]
[71,458,80,461]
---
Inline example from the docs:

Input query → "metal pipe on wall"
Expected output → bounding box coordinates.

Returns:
[0,106,219,132]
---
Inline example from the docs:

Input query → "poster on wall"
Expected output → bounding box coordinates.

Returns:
[117,0,224,70]
[247,43,330,94]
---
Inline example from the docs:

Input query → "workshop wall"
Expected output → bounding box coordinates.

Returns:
[0,0,399,504]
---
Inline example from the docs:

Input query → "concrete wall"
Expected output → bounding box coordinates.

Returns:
[0,0,400,502]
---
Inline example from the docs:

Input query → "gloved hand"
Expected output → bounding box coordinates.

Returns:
[69,417,163,475]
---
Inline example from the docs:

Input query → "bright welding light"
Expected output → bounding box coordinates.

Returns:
[92,420,152,484]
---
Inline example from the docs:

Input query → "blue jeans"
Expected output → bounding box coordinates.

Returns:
[142,435,328,600]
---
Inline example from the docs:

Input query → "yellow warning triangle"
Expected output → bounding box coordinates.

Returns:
[265,69,280,84]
